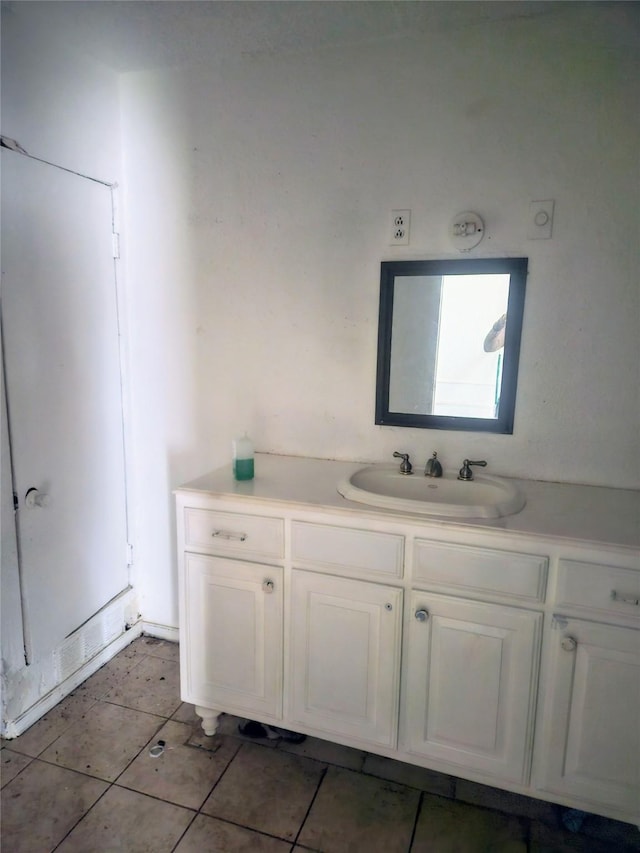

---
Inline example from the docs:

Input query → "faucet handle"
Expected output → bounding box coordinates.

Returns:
[393,452,413,475]
[458,459,487,481]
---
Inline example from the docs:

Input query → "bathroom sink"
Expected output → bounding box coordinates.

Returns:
[337,465,525,519]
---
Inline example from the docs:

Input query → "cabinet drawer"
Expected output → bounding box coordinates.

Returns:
[183,508,284,561]
[413,540,547,603]
[556,560,640,620]
[292,521,404,579]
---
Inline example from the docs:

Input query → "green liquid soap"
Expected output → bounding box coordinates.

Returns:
[234,458,254,481]
[232,432,254,481]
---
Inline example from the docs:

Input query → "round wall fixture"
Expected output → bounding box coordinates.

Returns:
[451,211,484,252]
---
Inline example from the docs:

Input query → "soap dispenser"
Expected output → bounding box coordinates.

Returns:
[232,433,254,481]
[425,452,443,478]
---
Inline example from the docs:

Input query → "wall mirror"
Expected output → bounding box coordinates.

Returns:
[375,257,527,434]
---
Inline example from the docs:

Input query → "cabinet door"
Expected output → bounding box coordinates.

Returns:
[290,571,402,747]
[404,592,541,783]
[181,554,283,719]
[537,618,639,817]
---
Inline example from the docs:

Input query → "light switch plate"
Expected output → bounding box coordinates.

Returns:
[528,199,554,239]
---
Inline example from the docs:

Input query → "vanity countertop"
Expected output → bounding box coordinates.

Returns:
[178,454,640,551]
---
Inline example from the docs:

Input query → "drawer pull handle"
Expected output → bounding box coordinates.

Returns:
[611,591,640,606]
[561,636,577,652]
[415,609,429,622]
[262,580,274,594]
[212,530,247,542]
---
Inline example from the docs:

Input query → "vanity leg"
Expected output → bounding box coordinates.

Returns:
[195,705,221,736]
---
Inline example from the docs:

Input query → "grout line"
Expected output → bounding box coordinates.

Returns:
[99,696,182,718]
[526,813,533,852]
[0,749,34,789]
[111,716,172,785]
[51,776,114,852]
[20,754,129,786]
[191,812,305,848]
[407,790,425,852]
[170,811,199,853]
[291,764,328,849]
[110,781,199,812]
[193,737,243,812]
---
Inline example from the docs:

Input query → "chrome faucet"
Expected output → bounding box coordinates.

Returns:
[425,452,443,478]
[458,459,487,481]
[393,452,413,475]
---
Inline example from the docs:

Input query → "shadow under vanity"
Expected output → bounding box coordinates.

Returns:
[175,454,640,827]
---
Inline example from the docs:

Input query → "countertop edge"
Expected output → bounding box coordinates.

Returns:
[174,454,640,553]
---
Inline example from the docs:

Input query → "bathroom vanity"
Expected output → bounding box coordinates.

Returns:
[175,454,639,825]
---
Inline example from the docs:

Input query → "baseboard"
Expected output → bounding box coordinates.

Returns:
[2,622,142,739]
[140,622,179,644]
[2,610,179,739]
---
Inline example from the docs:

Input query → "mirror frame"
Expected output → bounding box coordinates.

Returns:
[375,256,528,434]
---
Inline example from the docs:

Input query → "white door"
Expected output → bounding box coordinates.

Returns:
[181,554,283,720]
[1,149,129,661]
[404,592,541,783]
[290,570,402,747]
[537,618,640,816]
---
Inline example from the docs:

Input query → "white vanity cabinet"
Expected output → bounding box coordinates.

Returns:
[181,554,283,732]
[404,592,542,783]
[536,559,640,815]
[403,539,546,783]
[175,456,640,825]
[176,502,285,734]
[289,570,402,747]
[289,520,404,748]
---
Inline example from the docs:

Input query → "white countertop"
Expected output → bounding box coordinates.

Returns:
[178,454,640,551]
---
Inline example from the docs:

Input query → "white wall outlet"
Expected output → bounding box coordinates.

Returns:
[528,199,555,239]
[390,209,411,245]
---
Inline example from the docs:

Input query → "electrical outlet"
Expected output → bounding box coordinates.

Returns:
[390,209,411,246]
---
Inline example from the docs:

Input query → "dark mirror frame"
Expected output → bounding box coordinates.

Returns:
[375,257,528,434]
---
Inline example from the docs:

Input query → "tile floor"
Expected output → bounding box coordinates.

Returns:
[2,636,639,852]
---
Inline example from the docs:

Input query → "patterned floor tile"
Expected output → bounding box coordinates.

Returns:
[118,719,240,808]
[1,760,107,853]
[56,784,194,852]
[5,691,97,757]
[412,793,527,852]
[175,813,294,852]
[103,653,181,716]
[298,765,420,853]
[1,747,32,786]
[202,742,325,841]
[39,700,164,781]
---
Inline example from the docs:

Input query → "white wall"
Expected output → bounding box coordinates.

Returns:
[4,4,636,640]
[1,9,122,181]
[120,4,639,629]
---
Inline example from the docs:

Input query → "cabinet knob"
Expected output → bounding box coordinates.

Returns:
[262,580,275,594]
[561,636,577,652]
[415,609,429,622]
[25,487,50,509]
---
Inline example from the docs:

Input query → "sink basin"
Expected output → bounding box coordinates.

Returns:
[337,465,525,519]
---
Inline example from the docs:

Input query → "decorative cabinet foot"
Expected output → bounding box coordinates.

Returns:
[195,706,221,736]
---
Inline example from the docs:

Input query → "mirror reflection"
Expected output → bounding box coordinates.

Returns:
[376,258,527,434]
